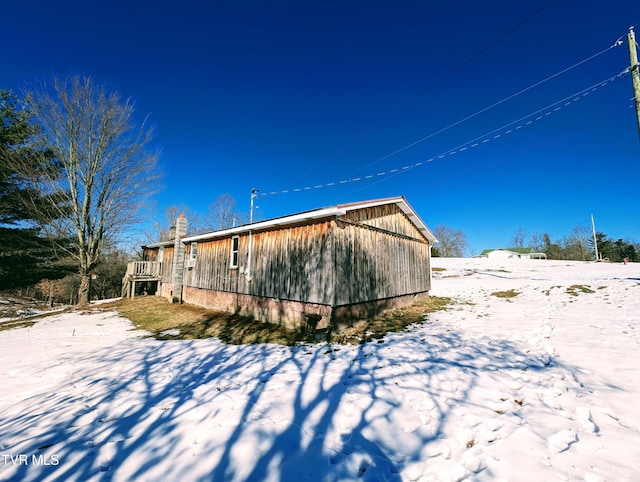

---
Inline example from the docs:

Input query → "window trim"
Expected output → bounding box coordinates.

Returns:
[189,242,197,267]
[230,236,239,269]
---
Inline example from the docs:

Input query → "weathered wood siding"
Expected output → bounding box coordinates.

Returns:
[181,203,431,317]
[160,246,174,284]
[142,247,158,262]
[249,221,334,304]
[183,237,241,293]
[333,205,431,305]
[142,246,174,284]
[182,220,335,305]
[342,203,426,241]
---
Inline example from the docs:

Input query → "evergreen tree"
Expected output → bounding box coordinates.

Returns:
[1,90,35,224]
[0,90,71,290]
[624,244,638,262]
[592,232,614,261]
[614,239,638,262]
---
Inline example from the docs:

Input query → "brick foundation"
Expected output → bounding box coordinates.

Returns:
[159,282,173,300]
[182,286,332,331]
[331,292,430,330]
[177,286,429,333]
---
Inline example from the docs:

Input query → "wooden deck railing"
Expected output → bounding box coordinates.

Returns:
[125,261,163,278]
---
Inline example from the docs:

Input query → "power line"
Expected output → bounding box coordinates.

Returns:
[411,0,559,102]
[288,0,560,185]
[259,69,628,197]
[351,40,623,174]
[345,71,631,197]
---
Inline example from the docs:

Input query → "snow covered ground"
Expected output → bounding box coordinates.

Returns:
[1,258,639,481]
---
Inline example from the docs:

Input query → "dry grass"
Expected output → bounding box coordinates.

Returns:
[0,307,75,332]
[330,296,451,345]
[98,297,306,345]
[566,285,595,296]
[491,289,520,299]
[97,295,452,346]
[0,319,38,332]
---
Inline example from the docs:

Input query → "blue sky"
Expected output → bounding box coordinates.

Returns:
[3,1,639,255]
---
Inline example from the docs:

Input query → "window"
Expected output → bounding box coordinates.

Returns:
[188,242,197,267]
[158,246,164,263]
[230,236,239,268]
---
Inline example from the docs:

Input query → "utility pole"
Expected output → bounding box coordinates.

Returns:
[591,214,599,262]
[628,26,640,138]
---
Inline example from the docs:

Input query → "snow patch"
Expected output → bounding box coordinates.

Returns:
[1,259,639,481]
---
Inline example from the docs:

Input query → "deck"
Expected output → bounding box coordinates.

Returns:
[122,261,163,298]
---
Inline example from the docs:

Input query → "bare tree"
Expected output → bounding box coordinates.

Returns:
[144,202,202,242]
[510,228,527,248]
[203,194,247,231]
[562,225,592,261]
[11,76,159,304]
[432,224,468,257]
[528,233,545,253]
[142,196,247,244]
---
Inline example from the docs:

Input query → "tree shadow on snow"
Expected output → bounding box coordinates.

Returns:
[1,318,570,481]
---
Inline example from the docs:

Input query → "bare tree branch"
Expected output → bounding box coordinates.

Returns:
[510,228,527,248]
[203,194,248,231]
[432,225,468,257]
[10,76,160,304]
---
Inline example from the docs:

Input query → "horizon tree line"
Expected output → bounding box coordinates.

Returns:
[431,223,638,261]
[511,227,638,262]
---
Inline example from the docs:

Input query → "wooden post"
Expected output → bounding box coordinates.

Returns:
[628,27,640,139]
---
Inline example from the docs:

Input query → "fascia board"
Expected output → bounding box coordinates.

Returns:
[182,206,346,243]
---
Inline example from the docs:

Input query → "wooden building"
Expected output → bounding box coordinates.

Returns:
[139,197,436,331]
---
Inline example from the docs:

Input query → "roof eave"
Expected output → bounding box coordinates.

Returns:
[143,240,176,249]
[182,206,347,243]
[175,196,435,245]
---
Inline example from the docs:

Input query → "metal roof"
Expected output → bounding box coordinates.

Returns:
[154,196,436,245]
[144,239,176,249]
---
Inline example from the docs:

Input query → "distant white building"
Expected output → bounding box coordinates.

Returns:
[479,248,547,260]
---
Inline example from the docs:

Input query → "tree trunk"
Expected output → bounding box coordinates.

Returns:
[78,274,90,305]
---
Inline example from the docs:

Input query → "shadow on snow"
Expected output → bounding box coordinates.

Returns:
[1,318,566,481]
